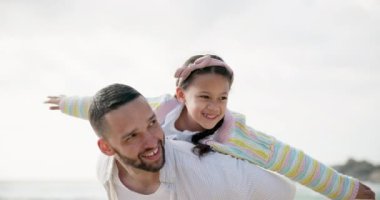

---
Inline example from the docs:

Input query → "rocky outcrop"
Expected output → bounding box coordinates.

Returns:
[333,159,380,183]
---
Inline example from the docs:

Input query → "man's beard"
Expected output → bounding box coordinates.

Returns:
[114,140,165,172]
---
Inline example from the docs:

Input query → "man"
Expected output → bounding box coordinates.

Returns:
[89,83,295,200]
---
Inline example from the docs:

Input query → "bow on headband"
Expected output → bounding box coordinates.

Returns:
[174,55,233,86]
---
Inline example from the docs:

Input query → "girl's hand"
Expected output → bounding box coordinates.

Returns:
[44,95,64,110]
[355,182,375,200]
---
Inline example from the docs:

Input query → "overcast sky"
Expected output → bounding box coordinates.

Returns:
[1,0,379,181]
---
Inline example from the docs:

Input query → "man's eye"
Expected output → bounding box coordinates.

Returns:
[125,133,137,141]
[199,95,209,99]
[149,119,157,127]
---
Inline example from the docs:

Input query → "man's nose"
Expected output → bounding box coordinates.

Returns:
[142,131,158,148]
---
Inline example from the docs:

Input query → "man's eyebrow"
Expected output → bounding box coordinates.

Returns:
[121,128,137,140]
[147,113,156,122]
[120,114,156,140]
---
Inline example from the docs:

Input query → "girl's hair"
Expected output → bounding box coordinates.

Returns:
[191,118,224,156]
[177,54,234,90]
[179,54,233,157]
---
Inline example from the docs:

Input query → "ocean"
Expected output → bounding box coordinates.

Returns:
[0,181,379,200]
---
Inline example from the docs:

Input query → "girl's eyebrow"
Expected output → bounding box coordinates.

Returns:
[198,91,229,95]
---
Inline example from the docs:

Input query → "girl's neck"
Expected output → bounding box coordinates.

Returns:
[174,107,204,132]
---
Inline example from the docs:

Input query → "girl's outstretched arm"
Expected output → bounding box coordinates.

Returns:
[206,111,375,200]
[44,95,92,120]
[44,94,174,121]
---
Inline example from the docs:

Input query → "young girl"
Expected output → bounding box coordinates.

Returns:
[46,54,374,200]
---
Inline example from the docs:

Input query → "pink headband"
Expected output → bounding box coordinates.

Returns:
[174,55,234,86]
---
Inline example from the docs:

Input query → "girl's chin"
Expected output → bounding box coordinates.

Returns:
[200,123,218,130]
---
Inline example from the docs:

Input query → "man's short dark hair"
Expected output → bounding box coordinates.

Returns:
[89,83,142,138]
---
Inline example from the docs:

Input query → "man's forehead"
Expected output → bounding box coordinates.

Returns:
[105,96,152,121]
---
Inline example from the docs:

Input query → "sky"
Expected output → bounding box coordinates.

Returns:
[0,0,379,181]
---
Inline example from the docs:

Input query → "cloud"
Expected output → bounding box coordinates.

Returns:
[1,0,379,181]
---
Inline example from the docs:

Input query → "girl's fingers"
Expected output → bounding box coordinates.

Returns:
[49,106,60,110]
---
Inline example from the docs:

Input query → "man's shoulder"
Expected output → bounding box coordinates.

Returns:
[166,139,274,174]
[166,139,197,157]
[96,154,115,185]
[166,139,240,166]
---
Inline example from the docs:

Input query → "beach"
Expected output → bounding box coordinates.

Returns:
[0,181,379,200]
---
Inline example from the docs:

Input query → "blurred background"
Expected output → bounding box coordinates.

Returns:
[0,0,379,199]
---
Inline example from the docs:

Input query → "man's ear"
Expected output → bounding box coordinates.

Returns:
[98,138,115,156]
[175,87,186,103]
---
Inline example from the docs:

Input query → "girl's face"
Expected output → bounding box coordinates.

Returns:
[176,73,231,132]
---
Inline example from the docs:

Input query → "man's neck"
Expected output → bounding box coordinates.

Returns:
[116,161,161,195]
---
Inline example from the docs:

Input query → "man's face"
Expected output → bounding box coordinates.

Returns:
[100,96,165,172]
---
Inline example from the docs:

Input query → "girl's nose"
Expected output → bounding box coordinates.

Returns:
[206,101,219,111]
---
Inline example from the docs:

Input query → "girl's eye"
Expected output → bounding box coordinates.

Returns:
[220,96,228,101]
[199,95,209,99]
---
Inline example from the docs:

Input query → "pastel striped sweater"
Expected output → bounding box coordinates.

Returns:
[59,94,360,200]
